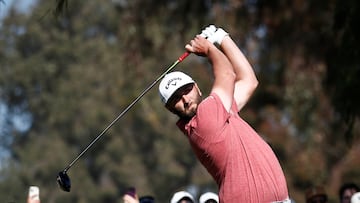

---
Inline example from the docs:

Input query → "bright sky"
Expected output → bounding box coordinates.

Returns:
[0,0,38,168]
[0,0,37,22]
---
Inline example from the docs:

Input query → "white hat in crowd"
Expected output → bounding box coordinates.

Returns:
[159,71,195,104]
[199,192,219,203]
[170,190,195,203]
[352,192,360,203]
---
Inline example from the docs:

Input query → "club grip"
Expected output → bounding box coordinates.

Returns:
[178,52,190,62]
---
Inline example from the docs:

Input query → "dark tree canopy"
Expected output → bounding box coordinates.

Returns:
[0,0,359,202]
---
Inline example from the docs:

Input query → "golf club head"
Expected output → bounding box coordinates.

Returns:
[57,171,71,192]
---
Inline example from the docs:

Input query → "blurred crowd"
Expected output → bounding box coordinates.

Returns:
[26,181,360,203]
[304,182,360,203]
[122,188,219,203]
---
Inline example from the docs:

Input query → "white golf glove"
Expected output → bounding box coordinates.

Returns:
[200,25,229,46]
[200,25,216,39]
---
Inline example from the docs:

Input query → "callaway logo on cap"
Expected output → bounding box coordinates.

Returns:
[165,77,182,89]
[159,71,194,104]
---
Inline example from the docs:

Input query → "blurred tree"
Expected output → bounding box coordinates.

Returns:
[0,0,210,202]
[0,0,359,202]
[326,0,360,142]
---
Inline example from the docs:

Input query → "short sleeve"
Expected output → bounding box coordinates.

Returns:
[192,93,230,140]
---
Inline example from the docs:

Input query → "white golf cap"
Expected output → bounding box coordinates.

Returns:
[170,191,194,203]
[352,192,360,203]
[159,71,194,104]
[199,192,219,203]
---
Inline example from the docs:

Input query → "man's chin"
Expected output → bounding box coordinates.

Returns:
[180,110,196,119]
[185,109,196,118]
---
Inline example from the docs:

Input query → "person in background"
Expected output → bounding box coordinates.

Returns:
[122,187,155,203]
[305,185,328,203]
[27,186,40,203]
[170,190,195,203]
[123,194,155,203]
[339,182,360,203]
[158,25,289,202]
[351,192,360,203]
[123,193,139,203]
[139,195,155,203]
[199,192,219,203]
[122,187,138,203]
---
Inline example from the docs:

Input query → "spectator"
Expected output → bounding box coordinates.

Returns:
[351,192,360,203]
[339,182,360,203]
[122,187,155,203]
[139,195,155,203]
[305,185,328,203]
[123,194,138,203]
[27,186,40,203]
[199,192,219,203]
[123,194,155,203]
[170,191,195,203]
[122,187,138,203]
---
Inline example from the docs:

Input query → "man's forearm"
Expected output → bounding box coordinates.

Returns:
[220,36,258,110]
[207,43,236,111]
[220,36,257,83]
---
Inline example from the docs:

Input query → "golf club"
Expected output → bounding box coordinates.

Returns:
[57,51,190,192]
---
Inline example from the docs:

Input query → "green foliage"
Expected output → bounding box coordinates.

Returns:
[0,0,359,202]
[326,0,360,143]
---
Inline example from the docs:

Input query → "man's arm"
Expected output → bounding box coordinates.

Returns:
[185,36,236,112]
[220,35,258,111]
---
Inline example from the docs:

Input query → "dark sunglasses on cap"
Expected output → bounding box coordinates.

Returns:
[166,83,194,107]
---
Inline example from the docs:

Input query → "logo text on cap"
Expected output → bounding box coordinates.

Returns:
[165,77,182,89]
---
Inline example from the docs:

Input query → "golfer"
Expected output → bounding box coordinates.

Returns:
[159,25,289,202]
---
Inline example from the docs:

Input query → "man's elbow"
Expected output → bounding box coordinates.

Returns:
[250,77,259,93]
[244,79,258,102]
[224,69,237,83]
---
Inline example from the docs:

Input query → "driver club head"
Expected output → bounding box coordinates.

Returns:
[57,171,71,192]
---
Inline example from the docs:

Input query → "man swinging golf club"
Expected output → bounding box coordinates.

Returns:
[159,25,290,202]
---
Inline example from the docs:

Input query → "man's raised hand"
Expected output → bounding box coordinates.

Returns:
[200,24,229,46]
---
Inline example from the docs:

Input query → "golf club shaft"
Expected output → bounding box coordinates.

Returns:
[63,51,190,172]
